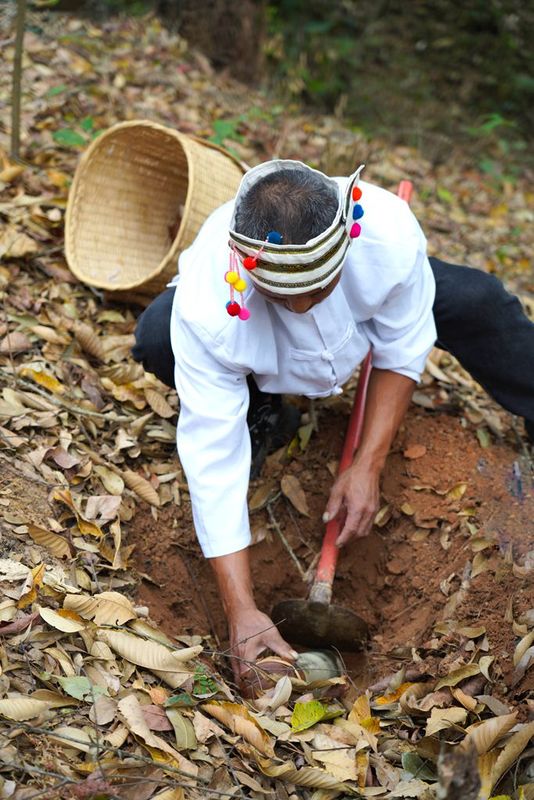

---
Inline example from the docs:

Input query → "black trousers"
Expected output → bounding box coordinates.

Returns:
[132,259,534,427]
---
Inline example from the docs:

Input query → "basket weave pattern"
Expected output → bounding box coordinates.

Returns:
[65,120,245,300]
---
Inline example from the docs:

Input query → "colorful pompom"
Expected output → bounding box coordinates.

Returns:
[238,307,250,321]
[226,301,241,317]
[235,278,247,292]
[352,204,364,220]
[350,222,362,239]
[243,256,257,271]
[225,271,239,285]
[266,230,283,244]
[352,186,362,202]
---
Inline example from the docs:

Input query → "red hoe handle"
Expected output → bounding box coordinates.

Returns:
[309,180,414,608]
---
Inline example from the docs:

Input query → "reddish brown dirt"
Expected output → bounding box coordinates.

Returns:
[128,405,533,701]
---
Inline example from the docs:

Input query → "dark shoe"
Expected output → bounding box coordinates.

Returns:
[248,400,301,479]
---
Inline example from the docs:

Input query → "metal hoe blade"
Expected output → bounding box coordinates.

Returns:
[272,599,368,652]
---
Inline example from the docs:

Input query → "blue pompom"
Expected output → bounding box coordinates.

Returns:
[352,204,364,220]
[266,230,283,244]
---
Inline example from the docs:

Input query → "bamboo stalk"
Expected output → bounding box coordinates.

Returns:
[11,0,27,160]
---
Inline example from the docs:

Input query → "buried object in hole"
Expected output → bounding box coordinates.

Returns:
[241,649,345,698]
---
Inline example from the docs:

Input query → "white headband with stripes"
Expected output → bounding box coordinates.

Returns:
[228,160,365,298]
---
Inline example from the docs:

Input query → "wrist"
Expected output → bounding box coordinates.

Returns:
[352,450,385,474]
[225,598,258,619]
[209,548,257,620]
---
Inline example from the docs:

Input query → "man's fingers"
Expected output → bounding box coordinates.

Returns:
[336,505,377,545]
[323,485,344,523]
[232,628,297,683]
[336,511,363,546]
[264,628,298,661]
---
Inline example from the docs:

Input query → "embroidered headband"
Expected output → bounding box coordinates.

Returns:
[223,160,365,319]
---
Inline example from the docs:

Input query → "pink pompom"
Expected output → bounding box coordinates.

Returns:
[238,307,250,321]
[350,222,361,238]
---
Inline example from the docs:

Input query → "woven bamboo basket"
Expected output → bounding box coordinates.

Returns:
[65,120,246,302]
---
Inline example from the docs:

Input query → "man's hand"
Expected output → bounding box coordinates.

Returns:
[228,607,298,682]
[210,548,297,685]
[324,461,380,547]
[323,368,416,548]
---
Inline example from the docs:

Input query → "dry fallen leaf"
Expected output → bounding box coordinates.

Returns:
[403,444,427,459]
[461,712,518,755]
[145,388,176,419]
[0,696,54,721]
[425,706,467,736]
[0,332,33,354]
[123,470,160,506]
[98,628,200,688]
[39,606,86,633]
[72,320,107,361]
[27,524,72,559]
[203,701,275,757]
[64,591,137,626]
[280,474,310,516]
[118,694,195,767]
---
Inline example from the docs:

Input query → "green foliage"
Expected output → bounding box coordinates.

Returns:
[192,665,218,698]
[209,118,244,148]
[401,752,438,781]
[46,84,68,97]
[208,106,285,155]
[466,113,515,138]
[265,0,533,149]
[52,116,100,148]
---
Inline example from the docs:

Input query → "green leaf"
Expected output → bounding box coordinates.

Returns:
[291,700,328,732]
[165,708,197,750]
[437,186,453,204]
[46,84,68,97]
[476,427,491,448]
[164,692,197,708]
[52,129,86,147]
[80,116,94,132]
[401,752,437,781]
[209,119,243,146]
[193,666,218,698]
[55,675,107,701]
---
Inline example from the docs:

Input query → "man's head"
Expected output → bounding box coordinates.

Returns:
[234,165,338,245]
[226,160,364,316]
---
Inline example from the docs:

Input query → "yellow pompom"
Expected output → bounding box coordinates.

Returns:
[225,271,239,285]
[235,278,247,292]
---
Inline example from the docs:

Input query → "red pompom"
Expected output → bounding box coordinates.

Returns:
[243,256,257,271]
[226,301,241,316]
[352,186,362,202]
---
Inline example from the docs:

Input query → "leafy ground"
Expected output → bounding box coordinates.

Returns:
[0,11,533,800]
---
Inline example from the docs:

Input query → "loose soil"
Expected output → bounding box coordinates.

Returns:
[130,403,534,704]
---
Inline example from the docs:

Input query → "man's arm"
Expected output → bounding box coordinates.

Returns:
[324,367,415,545]
[210,548,298,680]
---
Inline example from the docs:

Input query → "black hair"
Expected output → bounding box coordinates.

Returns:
[234,166,338,244]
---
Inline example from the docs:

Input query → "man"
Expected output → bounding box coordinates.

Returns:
[133,160,534,682]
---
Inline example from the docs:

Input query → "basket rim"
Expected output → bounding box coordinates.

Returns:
[64,119,246,292]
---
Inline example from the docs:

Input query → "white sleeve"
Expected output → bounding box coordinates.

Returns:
[173,320,252,558]
[362,251,437,382]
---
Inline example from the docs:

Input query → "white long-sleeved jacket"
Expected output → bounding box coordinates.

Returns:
[170,178,437,557]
